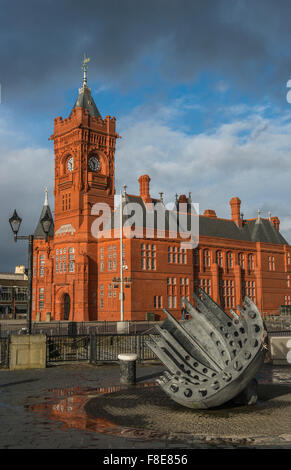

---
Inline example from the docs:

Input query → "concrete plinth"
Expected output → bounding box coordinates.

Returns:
[118,353,137,385]
[270,336,291,365]
[45,312,51,322]
[10,334,46,370]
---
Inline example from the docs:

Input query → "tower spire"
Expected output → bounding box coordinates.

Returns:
[44,187,48,206]
[71,54,102,119]
[81,53,90,88]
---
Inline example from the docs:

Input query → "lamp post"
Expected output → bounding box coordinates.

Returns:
[9,208,53,333]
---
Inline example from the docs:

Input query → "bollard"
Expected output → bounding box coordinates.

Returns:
[118,353,137,385]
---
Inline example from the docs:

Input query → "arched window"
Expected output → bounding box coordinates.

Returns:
[203,249,211,267]
[248,254,254,270]
[216,250,223,267]
[227,252,233,269]
[238,253,244,269]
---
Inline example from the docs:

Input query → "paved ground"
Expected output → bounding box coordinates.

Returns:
[1,362,291,449]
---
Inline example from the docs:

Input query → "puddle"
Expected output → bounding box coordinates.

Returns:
[28,382,166,441]
[27,366,291,442]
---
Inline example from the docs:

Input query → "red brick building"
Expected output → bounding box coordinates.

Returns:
[32,69,291,322]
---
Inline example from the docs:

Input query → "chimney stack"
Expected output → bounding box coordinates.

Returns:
[270,216,280,231]
[230,197,242,227]
[138,174,151,203]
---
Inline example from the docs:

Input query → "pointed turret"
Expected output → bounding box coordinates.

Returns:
[71,53,102,119]
[34,188,54,239]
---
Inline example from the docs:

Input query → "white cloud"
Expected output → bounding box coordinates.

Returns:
[0,121,53,271]
[116,101,291,243]
[2,97,291,272]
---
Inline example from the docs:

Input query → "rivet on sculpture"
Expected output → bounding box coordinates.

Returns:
[147,289,268,409]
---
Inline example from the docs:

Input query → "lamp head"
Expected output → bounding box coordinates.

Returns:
[9,209,22,241]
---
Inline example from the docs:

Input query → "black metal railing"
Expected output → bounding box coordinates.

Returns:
[0,337,9,368]
[0,320,161,337]
[46,335,90,363]
[46,333,158,364]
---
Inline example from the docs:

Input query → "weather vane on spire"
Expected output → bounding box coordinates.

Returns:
[81,53,91,87]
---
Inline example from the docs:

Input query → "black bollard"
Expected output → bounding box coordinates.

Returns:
[118,353,137,385]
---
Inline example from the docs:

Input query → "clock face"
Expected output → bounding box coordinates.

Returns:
[67,157,74,172]
[88,156,101,172]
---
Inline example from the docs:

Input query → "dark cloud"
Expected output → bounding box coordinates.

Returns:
[2,0,291,271]
[1,0,291,109]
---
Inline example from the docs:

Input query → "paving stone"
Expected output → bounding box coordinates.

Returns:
[0,363,291,448]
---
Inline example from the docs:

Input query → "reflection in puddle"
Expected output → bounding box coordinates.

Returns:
[29,366,291,441]
[29,382,164,440]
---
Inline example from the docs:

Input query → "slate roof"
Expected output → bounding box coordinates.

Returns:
[106,194,288,246]
[34,204,54,239]
[71,85,102,119]
[193,215,287,245]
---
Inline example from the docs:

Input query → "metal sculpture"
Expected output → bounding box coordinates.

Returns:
[147,290,268,409]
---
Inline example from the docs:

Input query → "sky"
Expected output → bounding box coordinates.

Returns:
[2,0,291,271]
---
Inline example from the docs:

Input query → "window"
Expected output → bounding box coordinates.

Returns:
[108,283,112,298]
[268,256,275,271]
[0,287,12,301]
[169,245,185,264]
[141,244,146,269]
[227,252,233,269]
[113,245,116,271]
[285,295,291,306]
[238,253,245,269]
[69,247,75,272]
[108,245,112,271]
[15,288,27,302]
[242,280,256,303]
[180,278,190,298]
[100,284,104,308]
[39,254,45,277]
[203,249,210,267]
[216,251,223,267]
[154,296,163,308]
[142,243,156,270]
[288,253,291,265]
[182,248,187,264]
[220,280,234,308]
[248,254,254,270]
[196,278,211,296]
[33,256,36,277]
[167,278,177,308]
[39,288,44,310]
[173,246,177,263]
[168,246,172,263]
[62,192,71,211]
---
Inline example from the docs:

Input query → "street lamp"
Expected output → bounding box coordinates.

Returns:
[8,208,53,333]
[9,210,22,241]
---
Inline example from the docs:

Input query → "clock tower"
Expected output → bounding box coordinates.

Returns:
[51,57,119,237]
[32,56,120,321]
